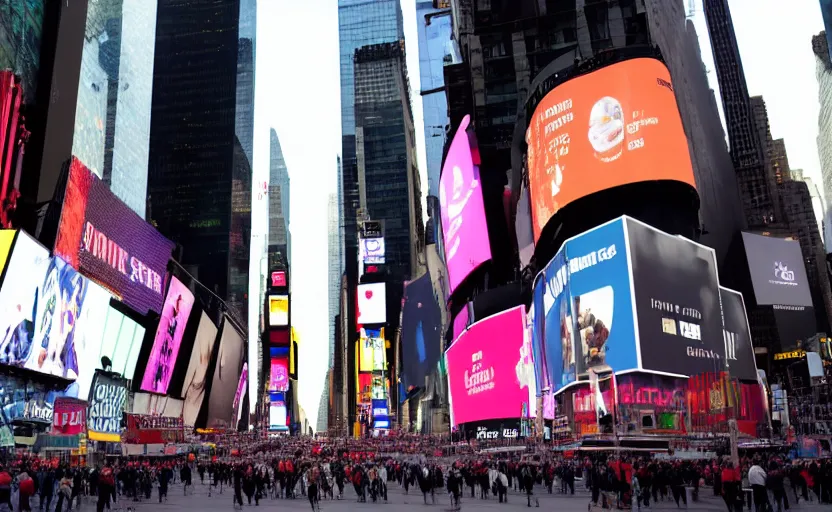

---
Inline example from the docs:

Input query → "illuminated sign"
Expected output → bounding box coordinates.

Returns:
[271,271,287,288]
[774,350,806,361]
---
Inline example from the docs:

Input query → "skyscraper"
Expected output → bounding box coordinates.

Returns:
[147,0,256,325]
[704,0,779,228]
[268,128,291,271]
[821,1,832,54]
[70,0,158,218]
[814,32,832,250]
[338,0,404,282]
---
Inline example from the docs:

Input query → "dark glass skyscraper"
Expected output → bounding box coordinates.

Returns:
[147,0,255,326]
[337,0,404,282]
[268,128,290,271]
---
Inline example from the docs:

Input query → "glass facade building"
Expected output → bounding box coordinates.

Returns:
[148,0,255,326]
[822,0,832,55]
[0,0,44,104]
[71,0,158,218]
[338,0,404,283]
[268,128,291,271]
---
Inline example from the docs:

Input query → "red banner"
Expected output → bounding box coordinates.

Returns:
[123,414,184,444]
[52,398,86,435]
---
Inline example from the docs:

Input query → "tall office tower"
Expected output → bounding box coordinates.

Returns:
[814,32,832,250]
[354,42,424,286]
[337,0,404,282]
[69,0,159,218]
[328,193,340,364]
[147,0,256,325]
[416,0,453,250]
[268,128,291,271]
[704,0,780,228]
[822,1,832,54]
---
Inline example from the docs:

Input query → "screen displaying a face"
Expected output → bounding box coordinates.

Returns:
[181,312,218,426]
[206,319,245,429]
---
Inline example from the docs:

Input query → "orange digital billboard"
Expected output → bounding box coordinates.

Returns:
[526,58,696,241]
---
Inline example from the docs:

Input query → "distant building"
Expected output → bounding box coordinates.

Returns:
[813,32,832,251]
[268,129,291,271]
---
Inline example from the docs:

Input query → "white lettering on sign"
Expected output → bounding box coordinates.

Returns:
[87,382,127,434]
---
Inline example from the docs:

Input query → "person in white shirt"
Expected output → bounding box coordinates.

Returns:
[748,460,769,512]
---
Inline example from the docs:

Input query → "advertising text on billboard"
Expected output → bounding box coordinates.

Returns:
[87,372,127,441]
[741,233,813,307]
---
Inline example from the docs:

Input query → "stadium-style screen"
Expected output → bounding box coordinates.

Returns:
[206,317,245,429]
[141,276,195,394]
[526,58,696,240]
[269,294,289,326]
[741,232,813,307]
[181,312,218,426]
[439,115,491,293]
[0,231,110,389]
[446,305,537,427]
[357,283,386,325]
[54,157,175,314]
[401,274,442,388]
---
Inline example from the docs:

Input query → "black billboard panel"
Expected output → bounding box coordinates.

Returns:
[719,287,758,381]
[773,306,818,352]
[400,274,442,389]
[741,233,813,307]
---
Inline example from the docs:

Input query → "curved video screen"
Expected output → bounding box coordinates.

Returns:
[445,305,537,427]
[526,58,695,241]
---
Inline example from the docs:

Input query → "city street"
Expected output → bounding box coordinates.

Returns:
[56,480,829,512]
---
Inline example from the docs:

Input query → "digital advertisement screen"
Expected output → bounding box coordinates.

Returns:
[54,157,175,315]
[401,274,442,388]
[141,277,195,394]
[628,219,723,377]
[773,306,818,352]
[0,230,14,274]
[536,218,638,393]
[206,318,245,429]
[0,231,111,388]
[269,329,290,345]
[232,363,248,427]
[741,232,813,307]
[360,237,386,264]
[446,306,537,427]
[270,347,289,392]
[357,283,386,325]
[52,397,86,435]
[181,312,218,426]
[268,294,289,326]
[359,328,385,372]
[87,371,127,442]
[269,392,288,431]
[526,58,696,240]
[270,271,287,288]
[719,287,758,381]
[439,115,491,293]
[77,307,145,397]
[451,303,470,343]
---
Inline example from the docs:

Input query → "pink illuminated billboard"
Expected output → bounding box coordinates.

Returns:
[439,115,491,294]
[141,277,194,394]
[446,305,537,427]
[270,357,289,392]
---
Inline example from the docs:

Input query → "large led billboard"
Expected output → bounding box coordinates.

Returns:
[268,294,289,326]
[269,392,288,431]
[401,274,442,388]
[180,312,218,426]
[526,58,696,241]
[87,371,127,442]
[357,283,386,325]
[359,328,385,372]
[446,305,537,427]
[360,237,386,264]
[741,233,813,307]
[269,347,289,392]
[719,287,758,381]
[439,115,491,293]
[141,276,195,394]
[206,317,245,429]
[76,306,145,398]
[534,216,726,392]
[54,157,175,315]
[0,231,111,388]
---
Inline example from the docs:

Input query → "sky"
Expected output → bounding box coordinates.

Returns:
[254,0,426,430]
[692,0,826,195]
[253,0,827,429]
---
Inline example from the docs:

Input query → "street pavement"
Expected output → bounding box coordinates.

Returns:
[55,480,830,512]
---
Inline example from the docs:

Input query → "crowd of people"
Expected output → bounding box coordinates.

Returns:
[0,439,826,512]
